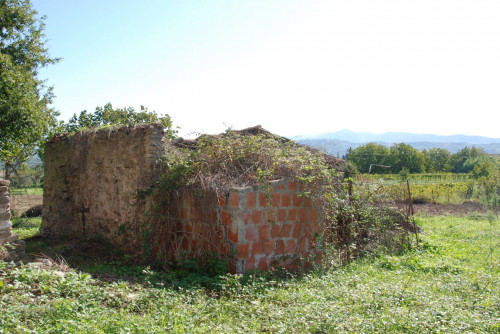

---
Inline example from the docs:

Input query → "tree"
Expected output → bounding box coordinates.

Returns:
[344,143,390,173]
[388,143,425,173]
[425,148,452,172]
[63,103,177,139]
[450,146,487,173]
[0,0,60,180]
[472,158,500,215]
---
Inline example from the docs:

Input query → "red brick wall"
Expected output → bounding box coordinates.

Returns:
[152,179,322,273]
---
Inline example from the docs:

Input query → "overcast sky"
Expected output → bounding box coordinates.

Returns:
[33,0,500,138]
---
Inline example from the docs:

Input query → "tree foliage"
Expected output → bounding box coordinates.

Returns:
[343,143,389,173]
[388,143,425,174]
[0,0,60,178]
[63,103,177,139]
[345,142,490,175]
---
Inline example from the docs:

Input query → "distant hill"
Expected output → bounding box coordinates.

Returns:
[294,130,500,157]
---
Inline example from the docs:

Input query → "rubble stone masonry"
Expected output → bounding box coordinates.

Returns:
[42,124,165,254]
[0,179,25,261]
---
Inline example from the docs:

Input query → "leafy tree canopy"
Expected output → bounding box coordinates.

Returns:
[0,0,60,179]
[343,143,389,173]
[388,143,425,173]
[63,103,177,139]
[344,143,490,174]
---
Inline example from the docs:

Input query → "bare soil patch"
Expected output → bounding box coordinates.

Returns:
[404,201,486,216]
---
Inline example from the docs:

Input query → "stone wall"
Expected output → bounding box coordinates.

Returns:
[41,124,165,254]
[0,179,25,261]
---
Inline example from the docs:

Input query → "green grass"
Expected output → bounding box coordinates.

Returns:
[9,187,43,196]
[11,217,41,240]
[1,215,499,333]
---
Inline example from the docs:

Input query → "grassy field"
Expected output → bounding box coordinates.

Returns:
[9,187,44,196]
[1,213,498,333]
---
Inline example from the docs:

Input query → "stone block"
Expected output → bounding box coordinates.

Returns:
[0,211,11,221]
[0,186,8,193]
[0,196,9,204]
[0,220,12,229]
[0,180,10,187]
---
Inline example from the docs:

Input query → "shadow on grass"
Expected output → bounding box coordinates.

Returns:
[21,234,301,294]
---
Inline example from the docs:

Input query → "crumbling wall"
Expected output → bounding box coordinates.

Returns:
[151,180,322,273]
[42,124,323,272]
[0,179,25,261]
[41,124,164,254]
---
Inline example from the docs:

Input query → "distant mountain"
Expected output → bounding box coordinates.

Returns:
[294,129,500,145]
[294,130,500,157]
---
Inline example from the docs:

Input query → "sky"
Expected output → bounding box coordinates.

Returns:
[32,0,500,138]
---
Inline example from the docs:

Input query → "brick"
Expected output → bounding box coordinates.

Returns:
[220,242,231,254]
[277,209,287,222]
[208,211,218,224]
[245,226,258,242]
[277,184,286,191]
[237,212,250,224]
[298,239,308,253]
[250,210,262,224]
[309,208,318,223]
[222,210,232,225]
[264,210,275,223]
[257,256,268,270]
[298,208,307,223]
[258,193,268,207]
[281,194,291,207]
[258,225,269,241]
[228,193,239,208]
[270,224,281,238]
[216,196,226,208]
[238,243,251,259]
[214,226,224,240]
[313,220,320,233]
[180,237,189,251]
[303,197,313,207]
[245,257,256,271]
[288,181,297,191]
[281,223,292,237]
[292,194,302,207]
[275,240,285,254]
[285,239,296,253]
[190,239,198,251]
[228,226,238,243]
[246,192,257,209]
[303,223,312,238]
[271,193,280,207]
[292,222,302,238]
[288,208,298,222]
[252,241,264,255]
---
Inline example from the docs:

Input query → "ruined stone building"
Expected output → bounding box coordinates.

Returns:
[42,124,343,273]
